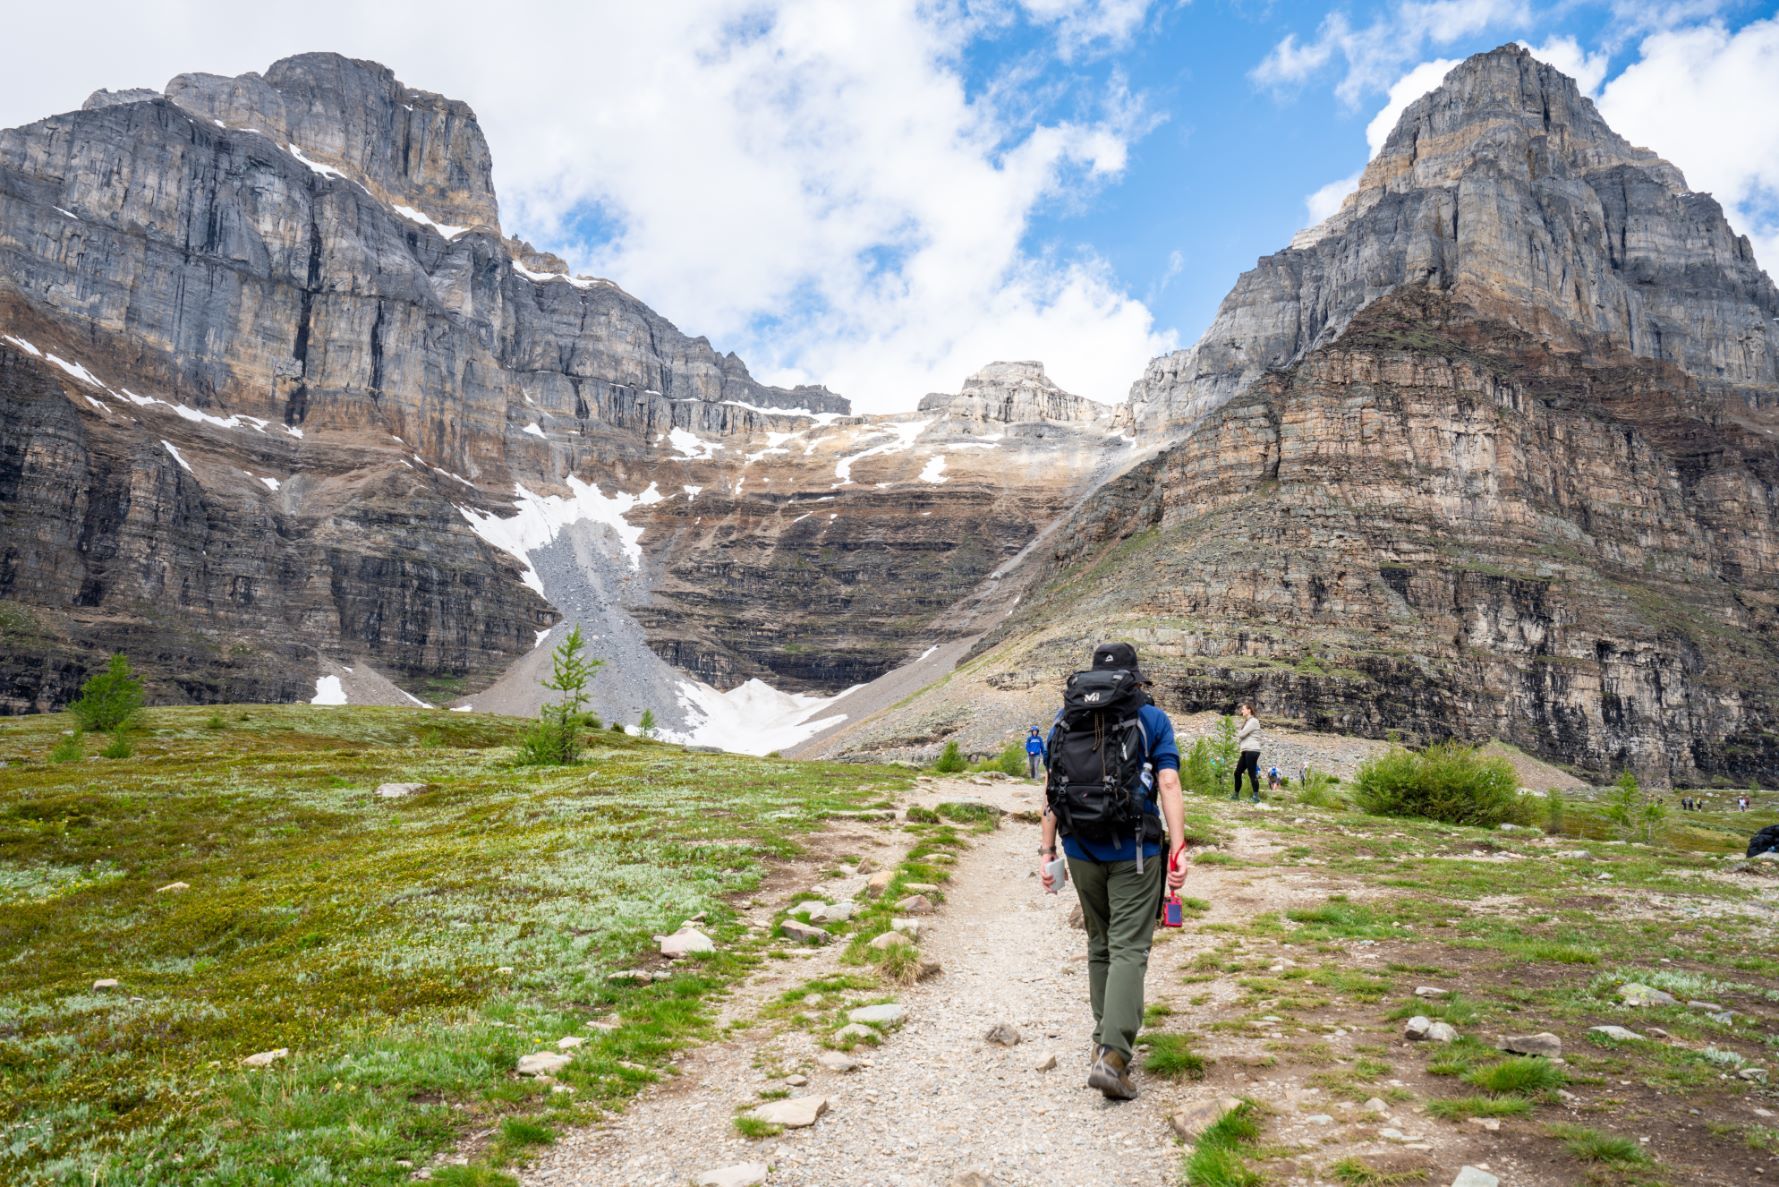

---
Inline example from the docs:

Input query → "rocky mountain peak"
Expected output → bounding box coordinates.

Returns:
[918,360,1120,425]
[163,52,501,233]
[1133,42,1779,431]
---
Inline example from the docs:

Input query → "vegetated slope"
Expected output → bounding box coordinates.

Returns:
[827,45,1779,785]
[0,55,1126,722]
[0,704,910,1184]
[919,290,1779,784]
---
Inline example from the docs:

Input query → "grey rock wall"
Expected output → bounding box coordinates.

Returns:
[1131,43,1779,431]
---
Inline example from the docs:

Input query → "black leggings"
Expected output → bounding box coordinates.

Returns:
[1234,751,1260,798]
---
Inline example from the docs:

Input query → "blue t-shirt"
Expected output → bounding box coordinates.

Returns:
[1025,734,1046,756]
[1054,702,1180,864]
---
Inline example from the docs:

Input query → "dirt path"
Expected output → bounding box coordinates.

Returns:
[520,787,1514,1187]
[520,778,1276,1187]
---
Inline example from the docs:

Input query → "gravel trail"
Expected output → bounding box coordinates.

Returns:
[523,776,1238,1187]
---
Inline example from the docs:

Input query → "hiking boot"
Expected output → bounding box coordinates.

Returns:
[1087,1045,1139,1100]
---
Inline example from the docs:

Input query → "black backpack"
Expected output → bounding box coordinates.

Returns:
[1044,667,1160,855]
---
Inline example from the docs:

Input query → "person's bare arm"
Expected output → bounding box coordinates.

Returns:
[1160,768,1188,890]
[1039,806,1060,890]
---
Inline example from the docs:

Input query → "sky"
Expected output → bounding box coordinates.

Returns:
[2,1,1777,412]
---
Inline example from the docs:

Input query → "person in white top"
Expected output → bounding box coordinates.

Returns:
[1232,703,1261,803]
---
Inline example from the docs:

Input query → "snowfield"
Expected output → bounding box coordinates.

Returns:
[670,678,857,755]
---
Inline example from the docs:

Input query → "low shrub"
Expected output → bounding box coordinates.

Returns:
[48,732,83,763]
[1351,741,1529,827]
[69,653,145,733]
[932,741,965,774]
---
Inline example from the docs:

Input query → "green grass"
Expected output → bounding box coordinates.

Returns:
[732,1115,783,1139]
[1464,1055,1566,1096]
[1426,1094,1534,1120]
[1183,1101,1263,1187]
[1330,1157,1429,1186]
[0,705,911,1186]
[1547,1123,1652,1166]
[1137,1031,1208,1079]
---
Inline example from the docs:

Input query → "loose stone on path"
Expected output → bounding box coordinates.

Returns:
[848,1003,906,1027]
[694,1163,768,1187]
[747,1096,828,1128]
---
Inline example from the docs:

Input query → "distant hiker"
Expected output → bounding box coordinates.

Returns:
[1025,726,1046,779]
[1039,642,1187,1101]
[1231,704,1261,802]
[1267,765,1281,794]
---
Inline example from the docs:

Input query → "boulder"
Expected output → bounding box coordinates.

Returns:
[1618,983,1677,1006]
[658,927,715,958]
[889,917,924,937]
[241,1048,288,1068]
[869,930,914,951]
[1169,1096,1243,1142]
[747,1096,828,1128]
[1499,1032,1563,1058]
[785,1073,809,1087]
[607,969,655,985]
[375,782,426,798]
[983,1023,1022,1047]
[1414,986,1448,998]
[556,1036,584,1050]
[1589,1025,1643,1041]
[902,882,939,893]
[895,894,934,915]
[865,870,895,896]
[848,1003,907,1027]
[695,1164,768,1187]
[517,1051,571,1077]
[1452,1169,1499,1187]
[1405,1016,1453,1042]
[154,881,190,894]
[781,920,832,945]
[92,978,120,991]
[809,901,856,924]
[1034,1051,1058,1072]
[817,1052,860,1072]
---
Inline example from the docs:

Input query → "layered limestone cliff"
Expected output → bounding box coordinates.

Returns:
[1131,44,1779,431]
[820,45,1779,785]
[0,52,1126,725]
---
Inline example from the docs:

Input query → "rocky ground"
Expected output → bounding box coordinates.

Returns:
[506,769,1775,1187]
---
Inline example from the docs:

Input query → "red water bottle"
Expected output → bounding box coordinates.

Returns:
[1161,849,1185,928]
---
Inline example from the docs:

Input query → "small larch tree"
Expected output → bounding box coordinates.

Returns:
[638,709,657,739]
[70,653,144,733]
[518,626,603,765]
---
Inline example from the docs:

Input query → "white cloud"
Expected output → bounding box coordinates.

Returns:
[1597,16,1779,274]
[0,1,1171,413]
[1298,57,1457,229]
[1013,0,1156,57]
[1364,57,1462,153]
[1521,35,1610,96]
[1303,171,1363,225]
[1253,0,1526,104]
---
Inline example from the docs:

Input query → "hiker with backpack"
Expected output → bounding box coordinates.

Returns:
[1025,726,1046,779]
[1232,703,1261,802]
[1038,642,1187,1101]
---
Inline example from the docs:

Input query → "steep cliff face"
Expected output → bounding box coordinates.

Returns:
[825,46,1779,785]
[965,289,1779,783]
[0,53,1126,724]
[1132,44,1779,431]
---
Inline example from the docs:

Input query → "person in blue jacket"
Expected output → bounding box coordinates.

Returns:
[1024,726,1046,779]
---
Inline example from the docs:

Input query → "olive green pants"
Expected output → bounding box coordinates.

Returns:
[1066,853,1163,1057]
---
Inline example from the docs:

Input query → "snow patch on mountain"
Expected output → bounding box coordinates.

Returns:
[457,478,663,593]
[670,677,857,755]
